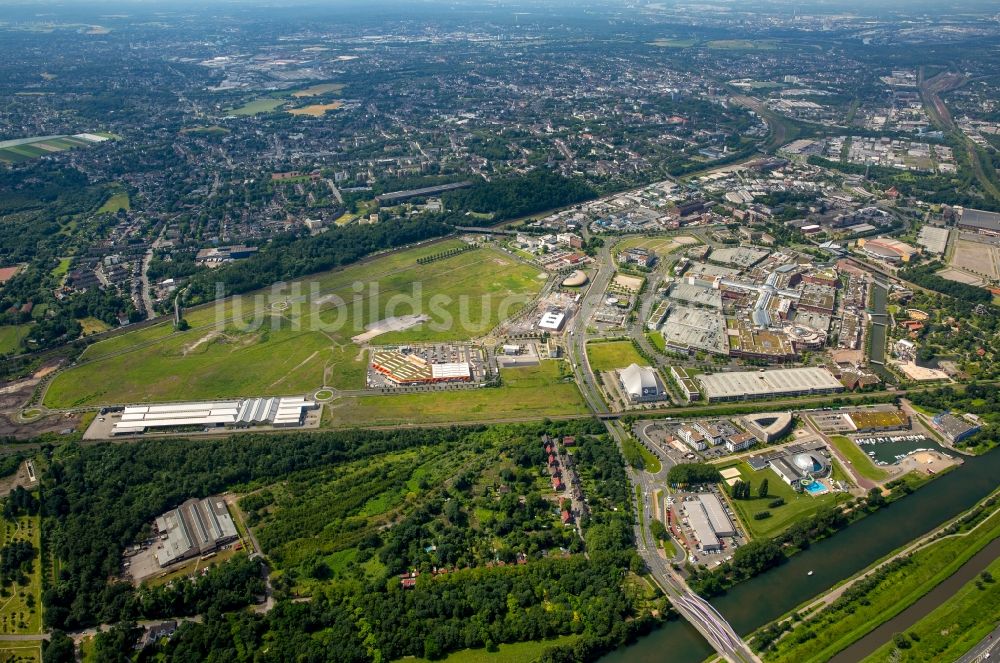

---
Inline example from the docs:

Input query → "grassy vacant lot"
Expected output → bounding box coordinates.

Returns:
[586,340,648,373]
[45,241,544,407]
[228,98,286,115]
[0,640,40,662]
[0,326,29,355]
[0,514,42,635]
[326,361,586,427]
[720,461,849,539]
[766,506,1000,663]
[291,83,345,97]
[77,317,111,336]
[862,556,1000,662]
[648,38,698,48]
[97,191,129,214]
[287,102,342,116]
[830,435,889,482]
[50,257,71,280]
[400,634,579,663]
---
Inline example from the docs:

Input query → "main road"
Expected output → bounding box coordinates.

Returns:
[567,244,759,663]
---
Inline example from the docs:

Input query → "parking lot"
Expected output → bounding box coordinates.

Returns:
[667,487,748,569]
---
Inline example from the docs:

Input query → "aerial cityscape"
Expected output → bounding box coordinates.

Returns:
[0,0,998,661]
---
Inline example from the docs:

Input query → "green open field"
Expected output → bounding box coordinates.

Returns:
[862,556,1000,662]
[228,98,286,115]
[44,241,545,408]
[648,38,698,48]
[77,317,111,336]
[0,326,29,355]
[326,361,587,427]
[0,134,104,163]
[50,257,71,281]
[97,191,130,214]
[615,235,694,256]
[398,634,579,663]
[586,340,648,372]
[720,461,850,539]
[646,331,666,353]
[291,83,345,97]
[707,39,778,50]
[0,514,43,635]
[0,640,40,662]
[829,435,889,482]
[765,505,1000,663]
[180,125,231,136]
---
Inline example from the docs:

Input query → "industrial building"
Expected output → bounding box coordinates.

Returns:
[697,367,844,403]
[932,413,981,443]
[112,396,317,435]
[538,310,567,331]
[682,494,735,552]
[957,208,1000,236]
[617,364,667,403]
[154,496,239,567]
[371,350,471,385]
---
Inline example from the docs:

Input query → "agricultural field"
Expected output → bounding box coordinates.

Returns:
[829,435,889,482]
[287,102,343,116]
[291,83,345,97]
[648,38,698,48]
[706,39,778,50]
[96,191,130,214]
[0,134,108,163]
[44,241,545,407]
[326,361,587,427]
[586,340,649,372]
[0,326,29,355]
[719,461,850,539]
[227,98,286,116]
[0,512,43,636]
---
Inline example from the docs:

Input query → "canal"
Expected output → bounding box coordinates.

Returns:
[600,448,1000,663]
[866,281,895,384]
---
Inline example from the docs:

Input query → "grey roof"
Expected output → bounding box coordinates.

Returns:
[960,208,1000,232]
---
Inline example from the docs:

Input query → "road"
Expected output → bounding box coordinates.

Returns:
[957,625,1000,663]
[565,240,758,662]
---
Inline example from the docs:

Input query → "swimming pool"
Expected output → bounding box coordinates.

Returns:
[803,480,829,496]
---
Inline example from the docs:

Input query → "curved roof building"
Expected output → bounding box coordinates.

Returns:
[617,363,664,402]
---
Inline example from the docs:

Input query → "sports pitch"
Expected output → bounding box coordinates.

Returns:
[44,241,546,407]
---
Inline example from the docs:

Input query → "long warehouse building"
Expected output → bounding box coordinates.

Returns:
[696,367,844,403]
[112,396,317,435]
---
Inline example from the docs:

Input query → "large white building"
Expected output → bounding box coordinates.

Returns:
[617,364,667,403]
[112,396,317,435]
[682,494,736,552]
[696,368,844,403]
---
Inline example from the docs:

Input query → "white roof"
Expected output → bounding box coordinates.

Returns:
[697,367,842,399]
[430,362,471,379]
[538,312,566,330]
[618,363,658,398]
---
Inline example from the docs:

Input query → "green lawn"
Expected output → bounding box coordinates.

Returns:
[829,435,889,482]
[0,640,40,662]
[44,242,544,407]
[0,326,29,355]
[228,98,286,115]
[720,461,849,539]
[862,556,1000,662]
[398,634,579,663]
[327,361,587,427]
[586,340,649,372]
[50,257,71,280]
[97,191,130,214]
[0,514,43,635]
[646,331,666,353]
[765,507,1000,663]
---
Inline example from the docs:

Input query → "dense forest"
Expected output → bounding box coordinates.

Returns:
[442,170,597,224]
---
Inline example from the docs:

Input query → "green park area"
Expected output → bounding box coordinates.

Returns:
[96,191,130,214]
[719,461,850,539]
[0,641,40,662]
[646,331,666,353]
[0,512,43,636]
[586,340,649,373]
[44,240,545,408]
[648,38,698,48]
[862,556,1000,662]
[829,435,889,482]
[0,326,30,355]
[326,361,587,428]
[706,39,778,50]
[764,503,1000,663]
[400,634,580,663]
[228,98,286,115]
